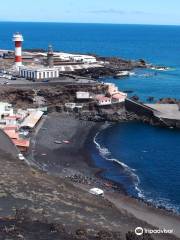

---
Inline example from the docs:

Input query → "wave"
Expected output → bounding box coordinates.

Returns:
[145,196,180,214]
[93,129,144,198]
[93,128,179,214]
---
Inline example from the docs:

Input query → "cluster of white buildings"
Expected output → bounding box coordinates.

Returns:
[75,82,127,107]
[54,52,97,63]
[1,33,103,81]
[35,52,97,64]
[19,62,103,81]
[95,83,127,106]
[0,102,44,151]
[18,47,100,81]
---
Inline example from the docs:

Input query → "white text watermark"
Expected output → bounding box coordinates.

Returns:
[135,227,174,236]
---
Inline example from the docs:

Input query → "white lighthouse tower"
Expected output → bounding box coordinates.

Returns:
[12,33,24,69]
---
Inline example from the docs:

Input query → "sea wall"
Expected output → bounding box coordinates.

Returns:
[125,98,156,118]
[125,98,180,128]
[157,117,180,128]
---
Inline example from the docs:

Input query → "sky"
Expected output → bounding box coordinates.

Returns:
[1,0,180,25]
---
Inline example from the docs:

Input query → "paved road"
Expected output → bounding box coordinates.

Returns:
[0,76,96,87]
[146,104,180,120]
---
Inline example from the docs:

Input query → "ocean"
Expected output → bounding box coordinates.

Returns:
[0,22,180,213]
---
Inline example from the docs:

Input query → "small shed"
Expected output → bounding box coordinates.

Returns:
[76,91,92,100]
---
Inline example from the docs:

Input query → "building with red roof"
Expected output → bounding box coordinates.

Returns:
[4,129,19,139]
[12,139,30,152]
[95,95,112,106]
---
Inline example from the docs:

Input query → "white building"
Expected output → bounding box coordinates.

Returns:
[112,92,127,103]
[76,92,92,100]
[19,67,59,80]
[0,102,13,119]
[54,52,97,63]
[71,55,97,63]
[105,83,119,95]
[95,96,112,106]
[3,116,17,125]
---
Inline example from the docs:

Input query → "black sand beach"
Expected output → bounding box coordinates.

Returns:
[0,127,167,240]
[0,112,179,239]
[24,112,180,239]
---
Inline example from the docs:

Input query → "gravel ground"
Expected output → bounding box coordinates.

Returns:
[0,113,178,239]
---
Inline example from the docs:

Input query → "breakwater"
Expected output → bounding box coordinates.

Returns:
[125,98,180,128]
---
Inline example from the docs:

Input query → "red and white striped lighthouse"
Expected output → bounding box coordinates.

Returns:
[13,33,24,69]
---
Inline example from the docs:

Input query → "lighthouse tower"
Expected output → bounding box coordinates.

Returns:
[12,33,24,69]
[47,44,54,68]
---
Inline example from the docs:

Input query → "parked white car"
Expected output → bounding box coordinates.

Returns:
[18,153,25,161]
[89,188,104,197]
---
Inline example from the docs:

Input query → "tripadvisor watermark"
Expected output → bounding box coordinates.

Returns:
[135,227,174,236]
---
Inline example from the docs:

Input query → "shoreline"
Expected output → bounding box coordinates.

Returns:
[78,118,180,238]
[83,120,180,216]
[83,121,128,195]
[0,111,179,239]
[29,112,180,217]
[28,113,180,230]
[28,113,127,194]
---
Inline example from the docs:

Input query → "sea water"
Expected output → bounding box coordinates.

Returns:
[0,22,180,213]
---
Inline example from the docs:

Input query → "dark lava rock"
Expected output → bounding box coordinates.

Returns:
[139,59,146,66]
[147,96,154,102]
[126,231,154,240]
[75,228,88,239]
[157,98,178,104]
[97,231,122,240]
[130,95,140,101]
[124,90,134,94]
[0,218,77,240]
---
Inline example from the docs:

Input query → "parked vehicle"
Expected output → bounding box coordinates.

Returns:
[18,153,25,161]
[89,188,104,197]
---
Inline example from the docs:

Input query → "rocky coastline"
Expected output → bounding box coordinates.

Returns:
[0,51,179,239]
[0,85,178,130]
[27,112,180,239]
[0,109,179,239]
[74,56,149,79]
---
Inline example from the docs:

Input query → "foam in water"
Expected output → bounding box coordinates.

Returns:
[93,125,180,214]
[93,128,144,198]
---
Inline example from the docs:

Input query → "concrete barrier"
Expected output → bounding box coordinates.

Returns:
[125,98,180,128]
[125,98,159,118]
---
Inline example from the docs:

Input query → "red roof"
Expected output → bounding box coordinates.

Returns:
[3,125,18,131]
[4,115,17,120]
[112,92,127,100]
[95,95,111,101]
[4,130,19,139]
[12,139,30,148]
[16,114,23,120]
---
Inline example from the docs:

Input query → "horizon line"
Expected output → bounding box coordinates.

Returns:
[0,20,180,27]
